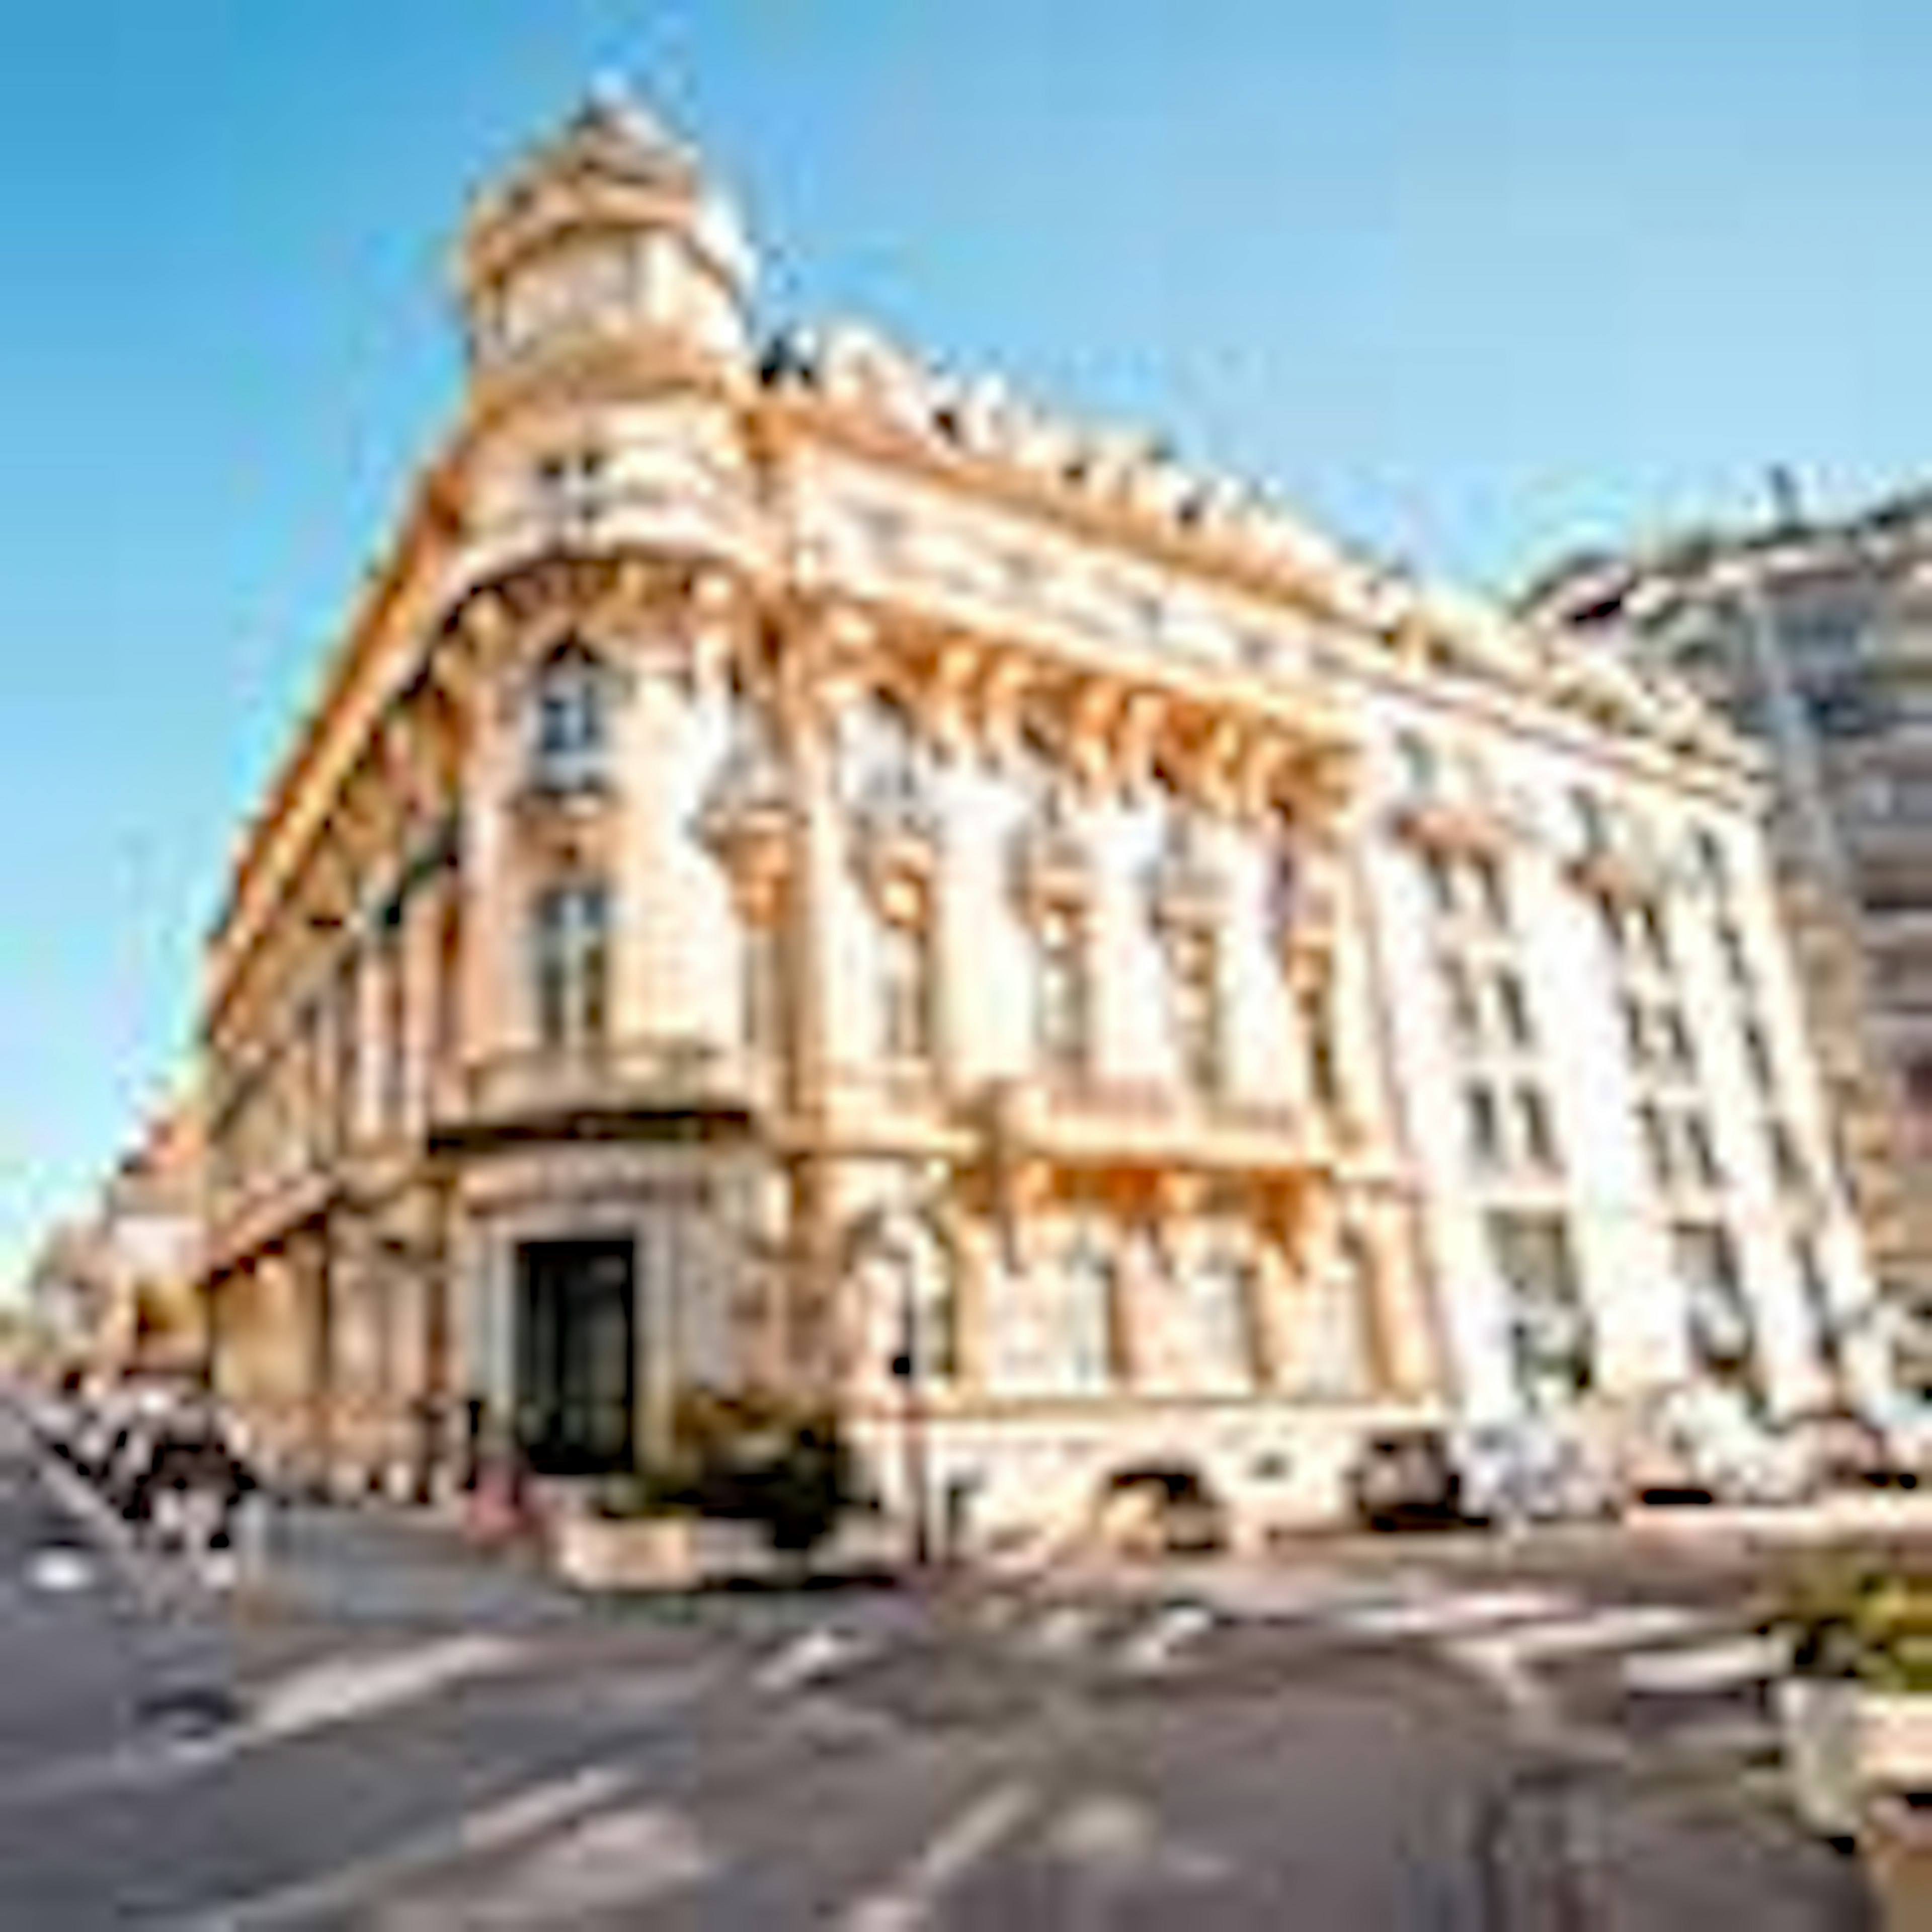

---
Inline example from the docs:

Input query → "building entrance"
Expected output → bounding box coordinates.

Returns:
[514,1237,636,1476]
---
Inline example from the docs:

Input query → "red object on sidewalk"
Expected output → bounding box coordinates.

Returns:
[464,1467,523,1542]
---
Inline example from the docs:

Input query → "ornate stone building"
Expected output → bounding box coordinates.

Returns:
[199,91,1883,1542]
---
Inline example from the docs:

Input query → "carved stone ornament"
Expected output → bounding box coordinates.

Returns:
[696,742,795,920]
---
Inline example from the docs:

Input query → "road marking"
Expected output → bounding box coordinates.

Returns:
[1331,1586,1579,1640]
[0,1636,529,1815]
[753,1626,869,1694]
[245,1634,523,1744]
[1046,1792,1232,1888]
[1461,1601,1715,1665]
[1620,1634,1785,1695]
[1021,1603,1100,1657]
[1116,1603,1215,1673]
[393,1799,717,1928]
[25,1548,94,1593]
[842,1780,1037,1931]
[174,1762,629,1929]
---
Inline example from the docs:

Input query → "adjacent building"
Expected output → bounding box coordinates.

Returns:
[198,90,1884,1544]
[1523,490,1932,1396]
[28,1099,205,1379]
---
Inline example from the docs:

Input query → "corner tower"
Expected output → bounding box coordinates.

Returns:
[456,80,756,382]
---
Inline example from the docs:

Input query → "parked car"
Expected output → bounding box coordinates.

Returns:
[1780,1406,1919,1492]
[1617,1383,1811,1506]
[1092,1465,1229,1557]
[1454,1417,1619,1525]
[1349,1428,1468,1531]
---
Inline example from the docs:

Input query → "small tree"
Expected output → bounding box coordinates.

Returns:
[665,1386,857,1563]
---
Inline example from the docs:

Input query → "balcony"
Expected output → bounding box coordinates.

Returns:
[980,1075,1318,1177]
[454,1036,775,1142]
[1566,818,1673,904]
[1389,786,1510,858]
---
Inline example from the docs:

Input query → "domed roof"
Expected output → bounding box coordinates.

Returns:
[461,79,729,282]
[520,77,705,198]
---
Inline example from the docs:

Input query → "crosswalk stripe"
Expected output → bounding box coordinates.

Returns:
[245,1634,523,1745]
[1620,1634,1785,1695]
[1331,1586,1580,1640]
[1115,1604,1216,1673]
[174,1762,630,1929]
[1459,1601,1715,1665]
[842,1780,1036,1931]
[1021,1604,1101,1657]
[754,1626,869,1694]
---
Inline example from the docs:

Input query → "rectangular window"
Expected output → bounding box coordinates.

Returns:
[1465,1081,1504,1170]
[878,915,936,1064]
[1168,931,1224,1098]
[743,917,782,1056]
[379,920,408,1132]
[1622,995,1649,1068]
[1303,977,1341,1111]
[1398,729,1438,798]
[1441,957,1481,1047]
[1638,901,1671,969]
[1660,1008,1696,1078]
[1639,1103,1673,1188]
[1683,1113,1722,1189]
[1517,1086,1559,1171]
[1672,1220,1760,1404]
[1035,908,1093,1079]
[1741,1020,1775,1092]
[331,953,360,1149]
[1597,895,1628,956]
[433,884,463,1076]
[1493,970,1533,1051]
[1767,1120,1809,1197]
[1718,920,1753,993]
[1472,854,1510,930]
[1423,850,1457,918]
[533,880,611,1050]
[1487,1209,1592,1408]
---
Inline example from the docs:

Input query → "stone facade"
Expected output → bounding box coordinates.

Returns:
[199,91,1884,1543]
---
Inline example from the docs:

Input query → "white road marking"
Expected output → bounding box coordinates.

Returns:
[175,1763,629,1930]
[1459,1601,1715,1665]
[753,1626,869,1694]
[1021,1603,1100,1657]
[393,1800,717,1928]
[1332,1586,1579,1640]
[25,1548,94,1593]
[1620,1634,1785,1695]
[1116,1603,1215,1673]
[1445,1633,1561,1730]
[841,1780,1037,1932]
[1046,1792,1232,1888]
[245,1634,523,1745]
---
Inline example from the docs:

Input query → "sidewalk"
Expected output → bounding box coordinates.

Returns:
[236,1496,592,1633]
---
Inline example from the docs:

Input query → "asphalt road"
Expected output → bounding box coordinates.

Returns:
[0,1400,1876,1928]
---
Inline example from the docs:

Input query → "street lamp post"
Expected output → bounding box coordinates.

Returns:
[891,1265,931,1568]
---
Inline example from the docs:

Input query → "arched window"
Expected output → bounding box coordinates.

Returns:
[531,878,611,1049]
[531,640,610,792]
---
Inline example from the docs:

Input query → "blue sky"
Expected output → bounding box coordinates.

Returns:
[3,0,1930,1290]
